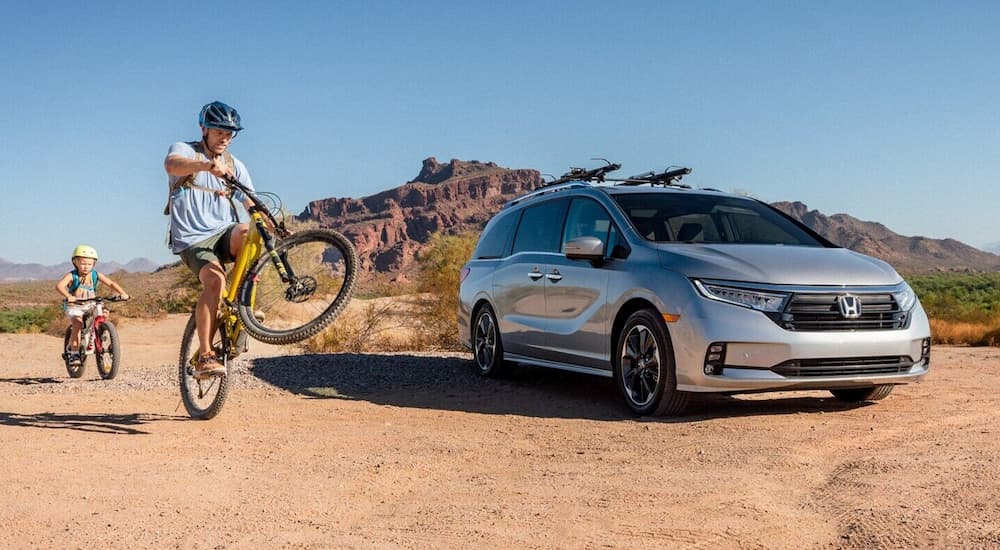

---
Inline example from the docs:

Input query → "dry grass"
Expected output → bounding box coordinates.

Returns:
[302,296,425,353]
[929,318,1000,346]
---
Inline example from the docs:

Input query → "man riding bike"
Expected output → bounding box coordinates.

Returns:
[164,101,256,378]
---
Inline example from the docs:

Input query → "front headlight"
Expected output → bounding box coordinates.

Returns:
[693,280,790,312]
[893,282,917,311]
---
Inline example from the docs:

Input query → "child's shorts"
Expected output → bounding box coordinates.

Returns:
[65,302,97,319]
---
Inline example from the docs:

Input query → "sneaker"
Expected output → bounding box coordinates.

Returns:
[65,351,82,366]
[193,353,227,379]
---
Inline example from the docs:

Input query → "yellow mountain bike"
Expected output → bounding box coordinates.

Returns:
[178,176,357,419]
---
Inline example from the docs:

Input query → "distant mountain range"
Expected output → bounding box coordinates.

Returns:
[984,241,1000,255]
[771,202,1000,274]
[299,157,1000,277]
[6,158,997,282]
[0,258,160,282]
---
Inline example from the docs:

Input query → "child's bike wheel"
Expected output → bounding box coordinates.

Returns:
[237,229,358,345]
[178,313,231,420]
[63,326,87,378]
[95,322,121,380]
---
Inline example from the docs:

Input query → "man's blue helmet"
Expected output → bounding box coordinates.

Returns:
[199,101,243,132]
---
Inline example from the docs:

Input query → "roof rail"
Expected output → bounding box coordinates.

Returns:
[503,181,590,209]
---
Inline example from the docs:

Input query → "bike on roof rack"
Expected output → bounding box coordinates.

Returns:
[545,158,622,186]
[545,159,693,188]
[615,166,693,187]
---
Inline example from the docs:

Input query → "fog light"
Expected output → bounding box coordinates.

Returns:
[704,342,727,375]
[921,337,931,366]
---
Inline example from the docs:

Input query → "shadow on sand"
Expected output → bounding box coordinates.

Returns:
[0,411,177,434]
[249,353,872,422]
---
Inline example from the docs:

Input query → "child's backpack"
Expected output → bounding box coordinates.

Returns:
[68,270,99,296]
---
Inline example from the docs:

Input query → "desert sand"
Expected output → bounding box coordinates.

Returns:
[1,314,998,548]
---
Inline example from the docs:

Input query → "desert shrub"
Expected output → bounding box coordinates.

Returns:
[909,273,1000,322]
[411,231,478,350]
[908,273,1000,346]
[302,298,414,353]
[0,305,61,333]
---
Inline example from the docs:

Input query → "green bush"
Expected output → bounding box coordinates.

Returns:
[413,231,479,349]
[0,305,62,333]
[908,273,1000,322]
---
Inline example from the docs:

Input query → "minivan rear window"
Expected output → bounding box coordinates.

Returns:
[473,210,519,259]
[613,193,826,246]
[512,199,569,254]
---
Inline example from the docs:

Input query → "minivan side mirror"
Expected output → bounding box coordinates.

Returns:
[564,236,606,261]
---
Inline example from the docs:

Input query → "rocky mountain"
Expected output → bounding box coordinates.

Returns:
[0,257,161,282]
[772,202,1000,274]
[298,158,999,278]
[298,158,543,276]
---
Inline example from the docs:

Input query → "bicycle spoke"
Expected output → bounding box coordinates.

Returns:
[239,230,356,343]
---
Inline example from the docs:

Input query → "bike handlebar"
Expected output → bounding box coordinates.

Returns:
[64,295,129,304]
[221,175,289,238]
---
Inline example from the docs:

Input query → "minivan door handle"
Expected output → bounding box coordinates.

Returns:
[546,269,563,282]
[528,269,544,280]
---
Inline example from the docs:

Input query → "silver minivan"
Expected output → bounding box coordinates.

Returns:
[458,169,931,416]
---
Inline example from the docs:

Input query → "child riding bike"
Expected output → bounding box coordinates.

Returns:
[55,245,130,365]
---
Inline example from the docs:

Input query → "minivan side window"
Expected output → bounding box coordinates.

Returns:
[473,211,520,259]
[512,199,569,254]
[562,198,613,251]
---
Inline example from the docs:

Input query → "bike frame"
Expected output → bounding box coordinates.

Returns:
[216,179,293,354]
[69,299,109,355]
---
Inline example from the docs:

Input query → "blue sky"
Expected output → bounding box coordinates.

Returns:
[1,1,997,266]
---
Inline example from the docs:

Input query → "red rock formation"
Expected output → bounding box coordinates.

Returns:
[298,158,543,275]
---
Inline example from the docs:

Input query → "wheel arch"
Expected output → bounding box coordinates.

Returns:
[611,297,667,349]
[471,298,495,328]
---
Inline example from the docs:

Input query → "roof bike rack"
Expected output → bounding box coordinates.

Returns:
[615,166,693,188]
[543,158,622,187]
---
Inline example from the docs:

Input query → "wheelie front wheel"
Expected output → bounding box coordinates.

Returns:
[178,313,231,420]
[63,326,87,378]
[95,322,121,380]
[237,229,358,345]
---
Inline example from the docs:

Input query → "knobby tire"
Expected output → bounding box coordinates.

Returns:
[178,313,231,420]
[237,229,358,345]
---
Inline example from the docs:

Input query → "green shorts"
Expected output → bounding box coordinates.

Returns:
[179,224,238,275]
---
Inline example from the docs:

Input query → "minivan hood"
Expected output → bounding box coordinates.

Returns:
[657,244,902,286]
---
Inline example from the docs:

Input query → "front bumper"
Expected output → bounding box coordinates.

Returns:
[671,296,931,393]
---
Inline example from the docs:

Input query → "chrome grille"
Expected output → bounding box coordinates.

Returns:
[779,293,906,331]
[772,356,913,377]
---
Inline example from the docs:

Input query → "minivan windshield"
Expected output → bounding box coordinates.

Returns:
[613,193,827,247]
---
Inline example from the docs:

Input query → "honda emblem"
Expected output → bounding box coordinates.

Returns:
[838,295,862,319]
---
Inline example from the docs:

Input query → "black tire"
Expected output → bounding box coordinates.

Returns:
[95,322,121,380]
[178,313,231,420]
[472,304,508,377]
[237,229,357,345]
[613,309,688,416]
[830,385,894,403]
[63,326,86,378]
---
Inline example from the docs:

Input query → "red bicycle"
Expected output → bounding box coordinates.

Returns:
[62,296,127,379]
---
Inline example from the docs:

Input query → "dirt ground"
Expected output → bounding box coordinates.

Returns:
[1,314,998,549]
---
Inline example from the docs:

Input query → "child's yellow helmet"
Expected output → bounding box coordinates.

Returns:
[71,245,99,261]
